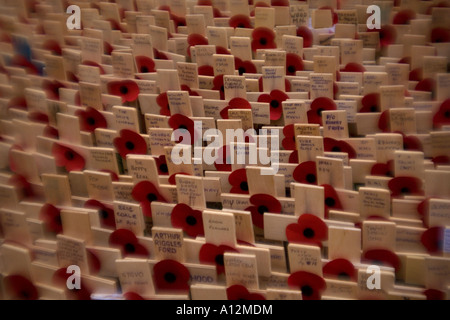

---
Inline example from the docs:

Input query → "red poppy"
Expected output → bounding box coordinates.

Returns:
[187,33,209,57]
[113,129,147,159]
[198,65,214,76]
[289,150,299,164]
[216,46,230,55]
[168,172,191,185]
[415,78,436,94]
[432,155,450,166]
[433,98,450,129]
[52,268,92,300]
[371,160,394,177]
[43,125,59,139]
[28,111,49,124]
[7,96,27,110]
[409,67,422,81]
[214,145,232,172]
[155,155,169,175]
[360,93,380,113]
[212,74,225,100]
[52,143,85,172]
[135,56,156,73]
[286,214,328,247]
[220,97,252,119]
[296,26,313,48]
[168,113,197,144]
[199,243,239,275]
[424,289,446,300]
[393,9,416,24]
[307,97,337,125]
[132,180,167,218]
[156,91,171,116]
[245,194,282,229]
[103,41,113,55]
[227,285,265,300]
[229,14,252,29]
[39,203,62,234]
[257,89,288,121]
[153,259,190,292]
[229,168,249,194]
[285,53,303,76]
[10,55,39,75]
[293,161,317,184]
[388,176,423,197]
[82,60,105,74]
[421,226,444,254]
[250,1,270,16]
[43,80,66,100]
[75,107,107,133]
[323,184,343,218]
[323,259,357,281]
[431,27,450,43]
[341,62,366,73]
[281,124,296,151]
[9,174,34,198]
[251,27,276,52]
[3,275,38,300]
[180,84,200,97]
[368,25,396,48]
[362,249,400,271]
[124,292,146,300]
[319,6,338,25]
[109,228,149,257]
[401,133,422,151]
[42,39,62,55]
[378,110,390,132]
[84,199,116,229]
[171,203,204,237]
[107,80,140,103]
[288,271,326,300]
[154,48,170,60]
[234,57,256,75]
[323,137,357,159]
[426,1,450,14]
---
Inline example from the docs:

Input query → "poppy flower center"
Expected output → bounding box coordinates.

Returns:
[147,193,158,202]
[125,141,135,150]
[87,117,96,125]
[259,38,267,46]
[240,181,249,191]
[186,215,197,226]
[257,205,269,215]
[270,100,280,109]
[238,67,246,75]
[331,146,341,152]
[100,210,109,219]
[444,110,450,118]
[301,285,314,297]
[120,86,128,95]
[287,65,296,74]
[124,243,135,253]
[179,125,188,130]
[20,290,30,299]
[237,23,246,28]
[325,197,336,207]
[338,272,350,280]
[54,215,62,226]
[220,85,224,93]
[303,228,315,239]
[215,254,224,266]
[400,187,410,194]
[159,164,168,173]
[164,272,177,283]
[306,174,316,184]
[317,108,324,116]
[370,105,377,112]
[65,151,74,160]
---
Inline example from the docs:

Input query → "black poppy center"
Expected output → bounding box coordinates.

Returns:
[257,205,269,215]
[87,117,96,125]
[259,38,267,46]
[100,210,109,219]
[237,23,246,28]
[164,272,177,283]
[125,243,135,253]
[287,65,296,74]
[370,105,378,112]
[220,85,224,93]
[338,272,350,280]
[179,125,188,130]
[303,228,315,239]
[159,164,168,173]
[238,67,246,75]
[120,86,128,95]
[301,285,314,297]
[125,141,135,150]
[65,151,74,160]
[54,215,62,226]
[306,174,316,184]
[400,187,410,194]
[325,197,336,207]
[215,254,224,266]
[186,215,197,226]
[444,110,450,118]
[331,146,341,152]
[141,66,149,73]
[240,181,249,191]
[20,290,30,299]
[270,100,280,109]
[147,193,158,202]
[379,32,385,39]
[317,108,325,116]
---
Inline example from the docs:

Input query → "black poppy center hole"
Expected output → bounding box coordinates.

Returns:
[445,110,450,118]
[331,146,341,152]
[20,290,30,299]
[179,125,188,130]
[338,272,350,280]
[100,210,109,219]
[215,254,224,266]
[287,65,296,74]
[303,228,315,239]
[258,205,269,215]
[147,193,158,202]
[238,67,246,75]
[240,181,249,191]
[65,151,74,160]
[54,215,62,226]
[220,85,224,92]
[317,108,324,116]
[186,215,197,226]
[141,66,149,73]
[306,174,316,184]
[87,117,96,125]
[120,86,128,95]
[237,23,246,28]
[270,100,279,108]
[125,141,135,150]
[401,187,410,194]
[301,285,313,297]
[159,164,168,173]
[259,38,267,46]
[370,105,378,112]
[325,197,336,207]
[164,272,177,283]
[125,243,135,253]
